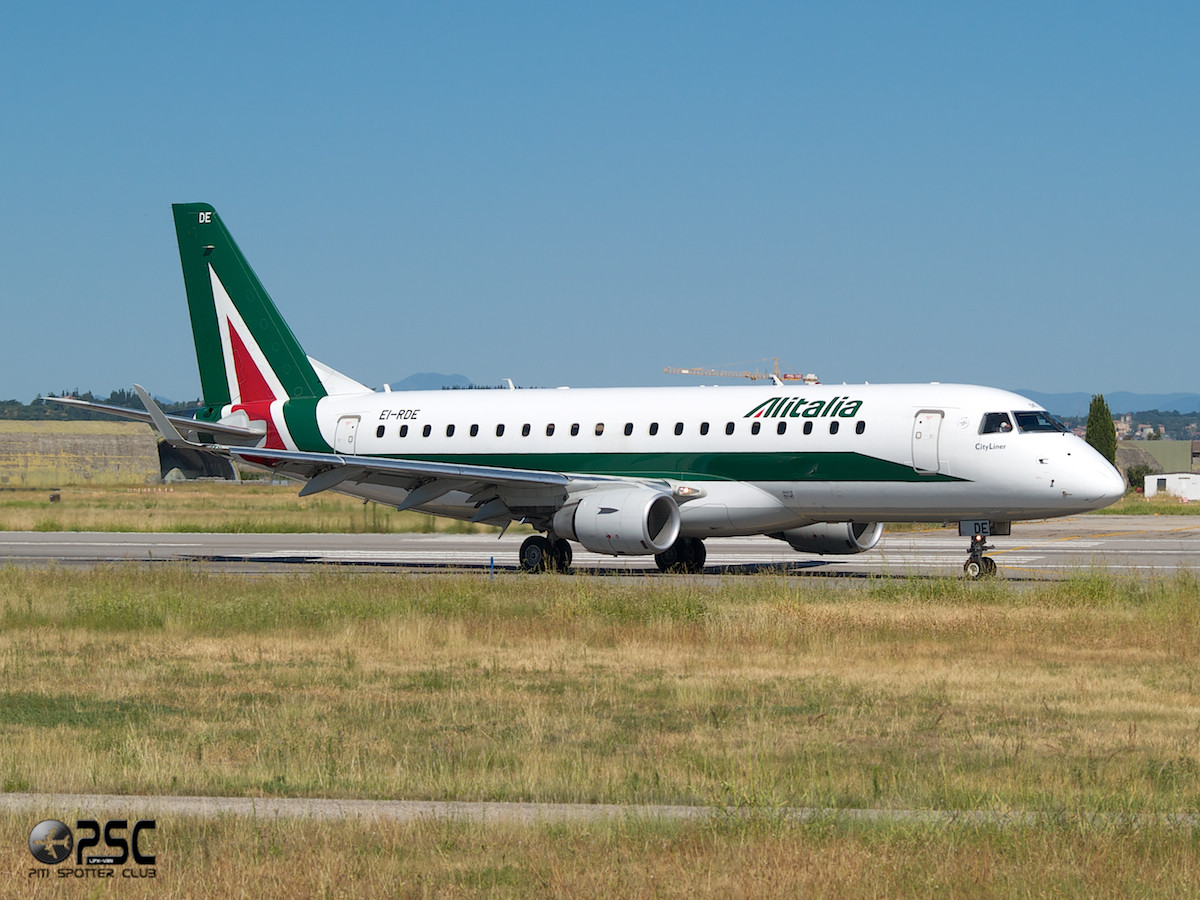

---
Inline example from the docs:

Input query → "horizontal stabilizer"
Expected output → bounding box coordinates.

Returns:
[47,394,265,444]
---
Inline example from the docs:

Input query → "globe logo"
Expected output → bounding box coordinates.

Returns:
[29,819,73,865]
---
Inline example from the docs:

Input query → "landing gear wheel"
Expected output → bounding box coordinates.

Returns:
[655,537,707,574]
[551,538,573,572]
[654,544,681,572]
[963,533,998,579]
[520,535,554,573]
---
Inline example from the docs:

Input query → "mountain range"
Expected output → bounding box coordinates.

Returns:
[1012,391,1200,418]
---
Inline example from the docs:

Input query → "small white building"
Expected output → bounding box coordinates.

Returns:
[1144,473,1200,502]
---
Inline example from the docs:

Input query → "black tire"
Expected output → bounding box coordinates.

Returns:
[551,538,573,572]
[981,557,998,576]
[520,536,553,573]
[654,542,681,573]
[964,559,982,579]
[655,537,706,574]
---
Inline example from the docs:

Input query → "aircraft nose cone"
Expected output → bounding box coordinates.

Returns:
[1083,458,1125,507]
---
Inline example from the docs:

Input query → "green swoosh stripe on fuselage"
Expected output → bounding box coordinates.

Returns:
[374,451,966,483]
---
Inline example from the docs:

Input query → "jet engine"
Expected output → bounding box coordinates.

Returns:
[770,521,883,555]
[552,487,681,556]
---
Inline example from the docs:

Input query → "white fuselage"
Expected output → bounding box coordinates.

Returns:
[255,381,1124,536]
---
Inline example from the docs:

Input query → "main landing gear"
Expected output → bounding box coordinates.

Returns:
[518,534,708,574]
[519,535,573,573]
[654,536,707,574]
[963,533,998,579]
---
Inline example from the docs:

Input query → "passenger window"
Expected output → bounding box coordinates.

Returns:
[649,422,659,435]
[399,424,408,438]
[803,422,813,435]
[624,423,633,436]
[725,422,735,435]
[570,423,580,436]
[980,412,1014,434]
[546,424,555,436]
[376,425,385,439]
[446,424,455,437]
[595,423,604,436]
[422,424,432,437]
[700,422,710,435]
[521,424,531,437]
[674,422,684,436]
[751,422,761,435]
[495,424,505,437]
[777,422,787,435]
[829,421,839,435]
[470,424,479,437]
[855,421,865,435]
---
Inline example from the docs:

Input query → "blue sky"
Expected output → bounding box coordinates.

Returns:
[3,3,1197,403]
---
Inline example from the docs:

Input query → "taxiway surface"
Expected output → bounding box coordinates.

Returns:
[1,515,1196,579]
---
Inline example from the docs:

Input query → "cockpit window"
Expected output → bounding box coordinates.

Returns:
[1013,410,1068,433]
[980,412,1014,434]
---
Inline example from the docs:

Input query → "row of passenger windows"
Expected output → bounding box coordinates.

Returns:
[375,420,867,439]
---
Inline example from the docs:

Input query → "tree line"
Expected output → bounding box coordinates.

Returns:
[0,390,201,421]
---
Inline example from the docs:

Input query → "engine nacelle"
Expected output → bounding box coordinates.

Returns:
[552,487,681,556]
[771,521,883,555]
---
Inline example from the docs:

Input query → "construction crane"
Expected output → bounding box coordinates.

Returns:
[664,358,819,385]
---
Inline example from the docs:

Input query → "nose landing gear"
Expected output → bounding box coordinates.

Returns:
[963,533,997,579]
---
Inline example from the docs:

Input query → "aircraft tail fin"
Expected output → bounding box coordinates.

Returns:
[172,203,335,413]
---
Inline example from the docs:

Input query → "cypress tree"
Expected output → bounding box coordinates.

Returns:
[1085,394,1117,465]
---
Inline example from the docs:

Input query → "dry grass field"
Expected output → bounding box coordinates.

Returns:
[4,811,1198,898]
[0,484,505,534]
[2,564,1199,895]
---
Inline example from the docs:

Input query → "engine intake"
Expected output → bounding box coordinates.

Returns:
[771,521,883,555]
[552,487,681,556]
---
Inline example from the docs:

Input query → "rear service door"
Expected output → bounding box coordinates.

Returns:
[912,410,944,475]
[335,416,360,454]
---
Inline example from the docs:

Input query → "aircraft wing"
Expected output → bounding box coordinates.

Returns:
[227,445,582,525]
[48,396,265,444]
[230,445,569,493]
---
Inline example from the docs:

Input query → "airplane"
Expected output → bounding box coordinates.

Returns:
[57,203,1126,577]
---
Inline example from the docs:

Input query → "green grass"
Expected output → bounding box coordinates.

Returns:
[1095,493,1199,515]
[3,566,1200,816]
[5,566,1200,893]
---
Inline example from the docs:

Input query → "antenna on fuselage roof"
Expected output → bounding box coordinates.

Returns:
[663,358,819,386]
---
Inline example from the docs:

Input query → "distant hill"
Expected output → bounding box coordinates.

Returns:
[388,373,473,391]
[1014,391,1200,417]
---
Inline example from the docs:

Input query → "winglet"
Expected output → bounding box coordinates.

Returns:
[134,384,200,448]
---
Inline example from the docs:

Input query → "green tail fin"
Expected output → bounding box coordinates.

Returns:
[172,203,328,411]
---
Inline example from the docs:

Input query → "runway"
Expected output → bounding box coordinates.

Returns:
[2,515,1197,579]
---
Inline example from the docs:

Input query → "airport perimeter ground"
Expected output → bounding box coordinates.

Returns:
[2,487,1199,896]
